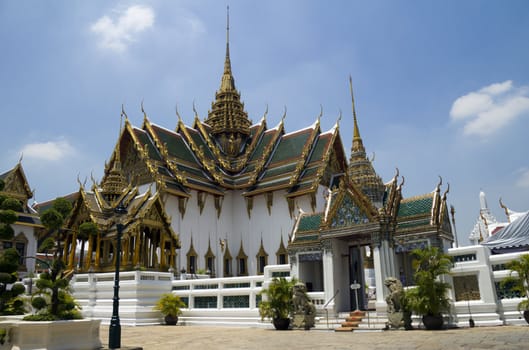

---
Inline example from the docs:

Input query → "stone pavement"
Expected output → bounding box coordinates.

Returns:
[99,325,529,350]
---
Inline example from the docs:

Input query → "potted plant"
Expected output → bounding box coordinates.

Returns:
[501,254,529,324]
[154,293,186,325]
[406,246,453,330]
[258,277,297,330]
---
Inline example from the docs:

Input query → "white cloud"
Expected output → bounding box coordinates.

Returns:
[20,140,76,162]
[450,92,493,120]
[516,168,529,188]
[480,80,513,95]
[450,80,529,137]
[91,5,155,53]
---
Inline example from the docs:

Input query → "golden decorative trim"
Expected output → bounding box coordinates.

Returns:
[288,119,320,187]
[214,195,224,218]
[178,196,188,219]
[246,196,253,219]
[287,197,295,219]
[197,191,206,215]
[265,192,273,215]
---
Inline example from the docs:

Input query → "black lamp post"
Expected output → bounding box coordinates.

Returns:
[109,202,127,349]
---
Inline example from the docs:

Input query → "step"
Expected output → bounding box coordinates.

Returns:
[335,310,366,332]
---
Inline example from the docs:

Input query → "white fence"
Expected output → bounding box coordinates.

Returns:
[71,264,330,326]
[448,245,528,326]
[71,249,529,327]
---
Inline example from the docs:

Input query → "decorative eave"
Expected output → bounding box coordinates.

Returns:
[142,116,189,188]
[66,185,100,227]
[0,163,34,202]
[286,122,343,198]
[242,119,286,194]
[288,117,321,187]
[105,119,161,192]
[131,190,179,242]
[177,118,228,188]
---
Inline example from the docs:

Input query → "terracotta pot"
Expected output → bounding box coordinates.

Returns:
[165,315,179,325]
[272,318,290,330]
[422,314,444,330]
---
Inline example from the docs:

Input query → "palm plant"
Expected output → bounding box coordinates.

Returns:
[405,247,453,329]
[259,277,298,329]
[153,293,186,325]
[501,254,529,318]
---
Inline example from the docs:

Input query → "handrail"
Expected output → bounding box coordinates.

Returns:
[324,289,339,308]
[324,289,340,329]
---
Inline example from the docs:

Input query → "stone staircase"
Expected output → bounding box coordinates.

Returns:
[334,310,366,332]
[334,310,387,332]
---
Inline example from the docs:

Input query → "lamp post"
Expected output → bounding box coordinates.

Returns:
[109,202,127,349]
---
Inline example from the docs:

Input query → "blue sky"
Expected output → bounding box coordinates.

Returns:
[1,1,529,246]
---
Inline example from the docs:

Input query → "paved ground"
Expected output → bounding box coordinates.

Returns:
[99,325,529,350]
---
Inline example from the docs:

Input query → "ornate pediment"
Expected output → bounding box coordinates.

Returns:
[0,163,33,204]
[328,192,370,228]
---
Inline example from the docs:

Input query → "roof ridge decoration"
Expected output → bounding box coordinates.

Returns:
[307,121,342,194]
[0,162,33,203]
[430,176,442,226]
[204,6,252,158]
[115,118,163,193]
[246,118,285,188]
[178,118,227,187]
[143,114,189,187]
[288,113,321,187]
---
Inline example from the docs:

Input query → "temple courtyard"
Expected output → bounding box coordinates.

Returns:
[99,325,529,350]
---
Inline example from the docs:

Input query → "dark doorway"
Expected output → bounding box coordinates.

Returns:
[349,246,365,310]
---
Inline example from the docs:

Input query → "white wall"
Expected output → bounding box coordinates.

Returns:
[12,223,38,277]
[165,186,329,277]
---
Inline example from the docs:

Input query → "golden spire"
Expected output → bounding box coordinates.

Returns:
[221,5,235,92]
[349,75,365,155]
[347,76,385,205]
[101,107,127,205]
[204,6,251,157]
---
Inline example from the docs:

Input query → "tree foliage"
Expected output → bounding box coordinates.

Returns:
[501,254,529,311]
[258,277,298,320]
[405,247,453,317]
[25,197,81,320]
[0,248,26,315]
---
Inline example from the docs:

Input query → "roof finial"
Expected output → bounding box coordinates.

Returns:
[227,5,230,47]
[224,5,232,76]
[349,75,365,155]
[281,106,287,122]
[349,75,360,140]
[175,104,183,123]
[141,99,147,120]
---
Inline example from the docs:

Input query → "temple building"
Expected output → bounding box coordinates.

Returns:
[469,191,529,253]
[51,14,454,314]
[0,162,41,277]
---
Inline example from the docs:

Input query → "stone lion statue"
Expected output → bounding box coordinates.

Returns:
[291,282,316,330]
[384,277,411,329]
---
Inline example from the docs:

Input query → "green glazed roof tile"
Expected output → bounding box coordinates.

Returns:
[397,195,433,218]
[297,213,322,232]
